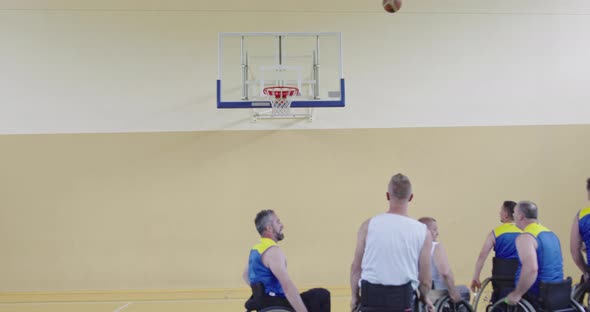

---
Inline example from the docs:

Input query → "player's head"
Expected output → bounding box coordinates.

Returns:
[418,217,438,241]
[255,210,284,241]
[387,173,413,202]
[514,201,538,229]
[586,177,589,199]
[500,200,517,222]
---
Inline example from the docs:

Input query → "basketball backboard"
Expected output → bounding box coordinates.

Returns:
[217,32,345,110]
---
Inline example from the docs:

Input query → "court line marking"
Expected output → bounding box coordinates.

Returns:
[0,298,247,305]
[114,302,132,312]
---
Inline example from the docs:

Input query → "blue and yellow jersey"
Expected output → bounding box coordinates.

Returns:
[493,223,521,259]
[248,238,285,297]
[578,207,590,265]
[515,223,564,295]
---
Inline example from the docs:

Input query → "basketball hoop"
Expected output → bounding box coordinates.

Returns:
[251,85,312,122]
[263,86,300,116]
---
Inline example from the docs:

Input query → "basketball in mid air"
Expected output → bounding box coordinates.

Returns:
[383,0,402,13]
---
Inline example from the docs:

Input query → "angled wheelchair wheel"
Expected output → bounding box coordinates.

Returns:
[488,298,535,312]
[570,298,587,312]
[434,295,475,312]
[573,281,590,307]
[472,278,493,312]
[259,307,294,312]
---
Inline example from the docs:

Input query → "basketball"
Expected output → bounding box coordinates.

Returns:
[383,0,402,13]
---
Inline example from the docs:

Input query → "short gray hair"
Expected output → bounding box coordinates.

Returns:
[418,217,437,228]
[517,201,538,219]
[254,210,275,235]
[388,173,412,200]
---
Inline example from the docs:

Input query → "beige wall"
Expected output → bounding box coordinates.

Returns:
[2,2,590,133]
[2,1,590,309]
[1,124,589,293]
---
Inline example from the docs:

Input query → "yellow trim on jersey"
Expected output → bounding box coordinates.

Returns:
[252,238,277,254]
[493,223,522,237]
[523,223,551,237]
[579,207,590,220]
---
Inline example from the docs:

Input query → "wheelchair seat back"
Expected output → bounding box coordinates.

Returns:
[245,282,293,312]
[251,282,266,299]
[360,280,414,312]
[538,277,572,312]
[491,258,519,281]
[491,258,519,298]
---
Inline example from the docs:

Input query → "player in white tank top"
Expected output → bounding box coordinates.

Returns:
[361,213,427,289]
[349,173,434,311]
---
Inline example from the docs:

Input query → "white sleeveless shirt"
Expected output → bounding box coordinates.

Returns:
[431,242,446,289]
[361,213,427,290]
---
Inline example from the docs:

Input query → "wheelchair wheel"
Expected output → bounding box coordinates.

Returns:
[570,298,587,312]
[472,278,493,312]
[434,295,475,312]
[259,307,294,312]
[573,282,590,307]
[488,298,535,312]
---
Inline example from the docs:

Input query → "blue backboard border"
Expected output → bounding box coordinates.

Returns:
[217,79,345,109]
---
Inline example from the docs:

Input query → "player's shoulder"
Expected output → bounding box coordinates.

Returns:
[263,243,285,261]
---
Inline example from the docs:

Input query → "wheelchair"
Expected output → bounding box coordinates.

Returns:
[572,280,590,308]
[487,277,585,312]
[245,282,294,312]
[355,280,474,312]
[355,280,416,312]
[572,267,590,308]
[472,258,520,312]
[430,292,475,312]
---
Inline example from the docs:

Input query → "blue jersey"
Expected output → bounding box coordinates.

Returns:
[248,238,285,297]
[515,223,563,295]
[578,207,590,265]
[493,223,521,259]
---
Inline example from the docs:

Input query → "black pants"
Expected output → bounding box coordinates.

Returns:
[254,288,331,312]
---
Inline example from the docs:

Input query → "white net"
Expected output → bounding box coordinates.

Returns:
[264,87,299,116]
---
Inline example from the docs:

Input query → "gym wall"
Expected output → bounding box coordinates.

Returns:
[1,0,589,301]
